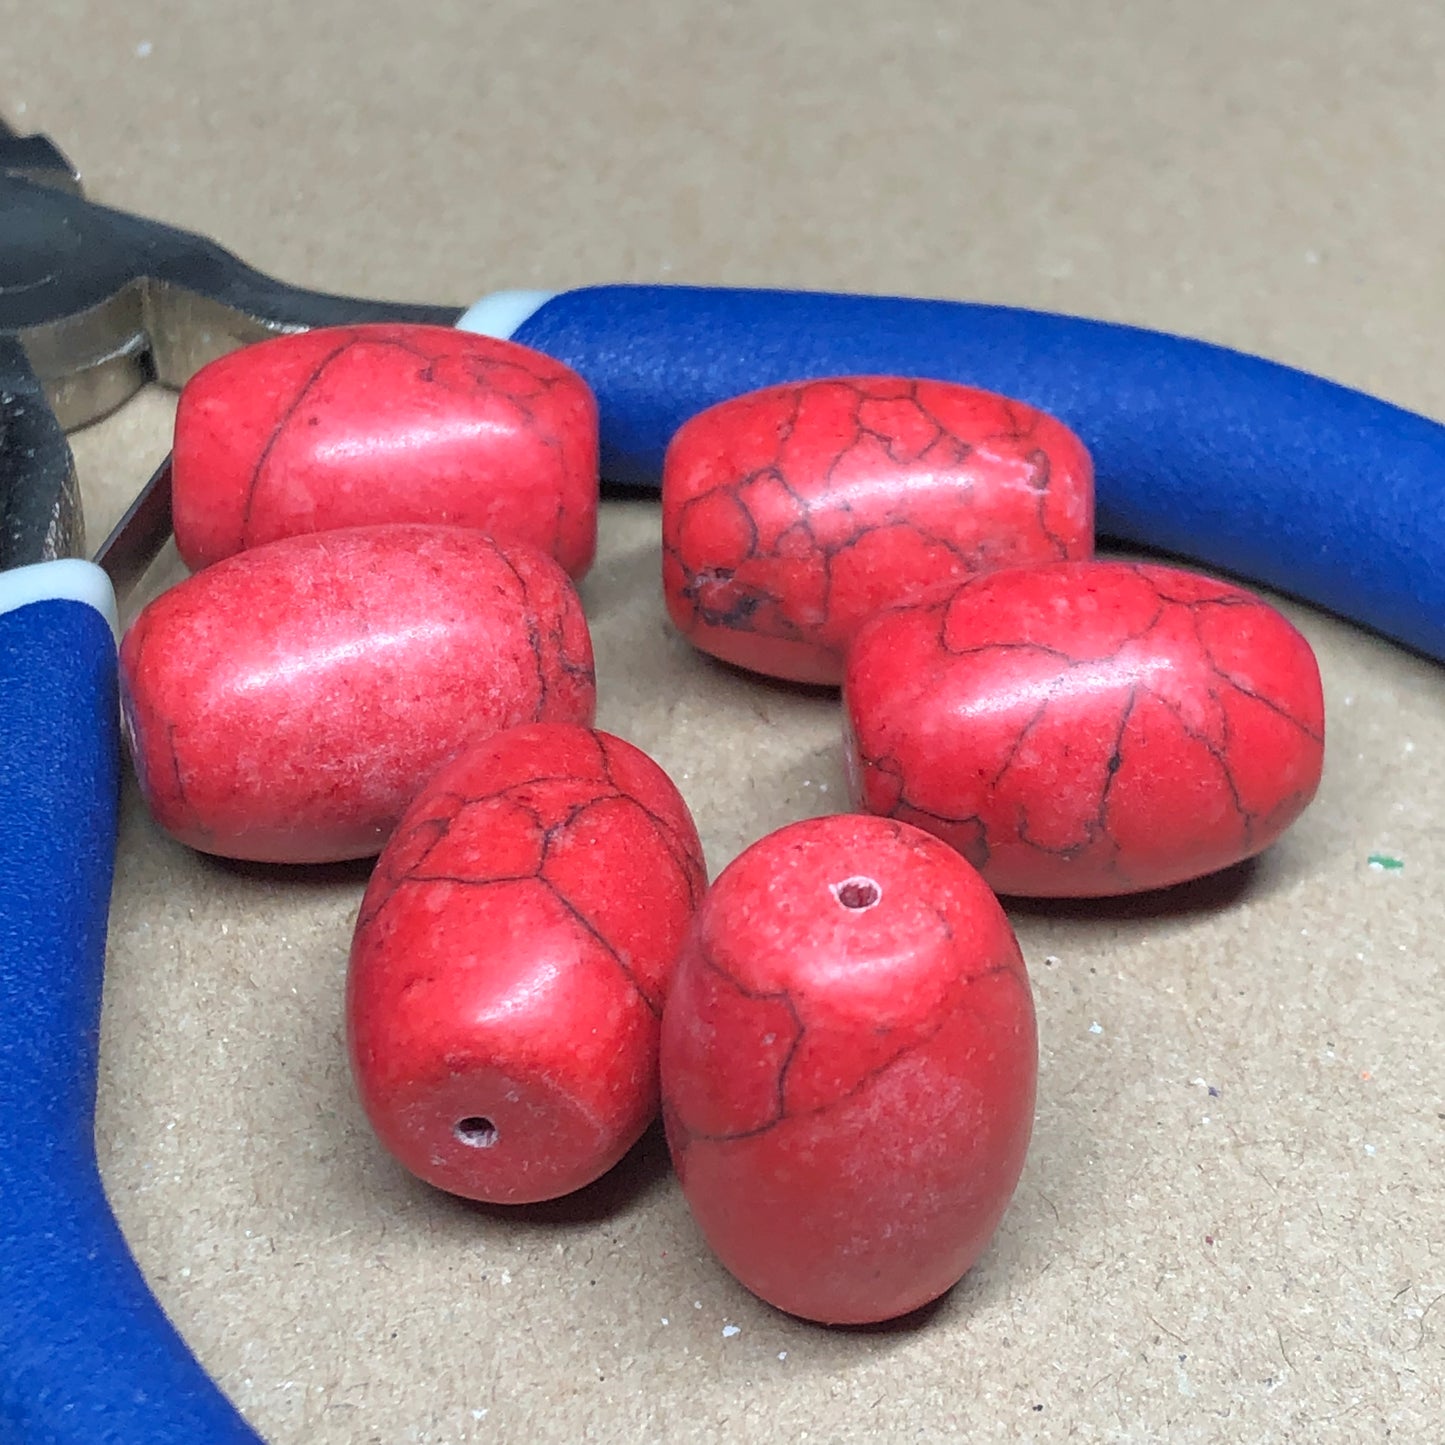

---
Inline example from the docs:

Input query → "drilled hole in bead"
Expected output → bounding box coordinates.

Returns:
[831,876,881,911]
[454,1116,499,1148]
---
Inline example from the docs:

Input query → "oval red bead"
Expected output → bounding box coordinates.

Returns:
[843,560,1326,897]
[661,376,1094,684]
[347,723,707,1205]
[118,524,596,864]
[660,813,1037,1325]
[172,323,599,577]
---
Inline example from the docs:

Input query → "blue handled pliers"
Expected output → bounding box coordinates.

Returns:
[4,119,1442,1445]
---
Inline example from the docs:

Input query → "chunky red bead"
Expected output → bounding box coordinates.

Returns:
[172,323,599,577]
[119,524,596,864]
[844,560,1326,897]
[662,376,1093,684]
[347,723,707,1204]
[660,814,1037,1325]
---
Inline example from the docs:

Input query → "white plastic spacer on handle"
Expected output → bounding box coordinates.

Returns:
[455,290,558,341]
[0,558,120,637]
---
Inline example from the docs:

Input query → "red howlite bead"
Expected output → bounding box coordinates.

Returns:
[662,376,1093,685]
[172,323,599,577]
[660,814,1037,1326]
[119,524,596,864]
[347,723,707,1204]
[843,560,1326,897]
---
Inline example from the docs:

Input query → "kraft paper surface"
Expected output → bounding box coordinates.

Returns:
[2,4,1441,1441]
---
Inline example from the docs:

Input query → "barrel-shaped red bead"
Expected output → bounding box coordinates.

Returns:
[843,560,1326,897]
[662,376,1094,684]
[119,524,596,864]
[172,323,599,577]
[660,813,1037,1325]
[348,723,707,1205]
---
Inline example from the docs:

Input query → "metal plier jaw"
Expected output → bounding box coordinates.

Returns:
[0,120,459,583]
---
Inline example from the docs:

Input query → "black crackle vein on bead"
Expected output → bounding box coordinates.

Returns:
[852,568,1322,886]
[357,753,701,1016]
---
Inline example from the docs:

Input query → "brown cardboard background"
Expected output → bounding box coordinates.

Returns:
[2,2,1443,1440]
